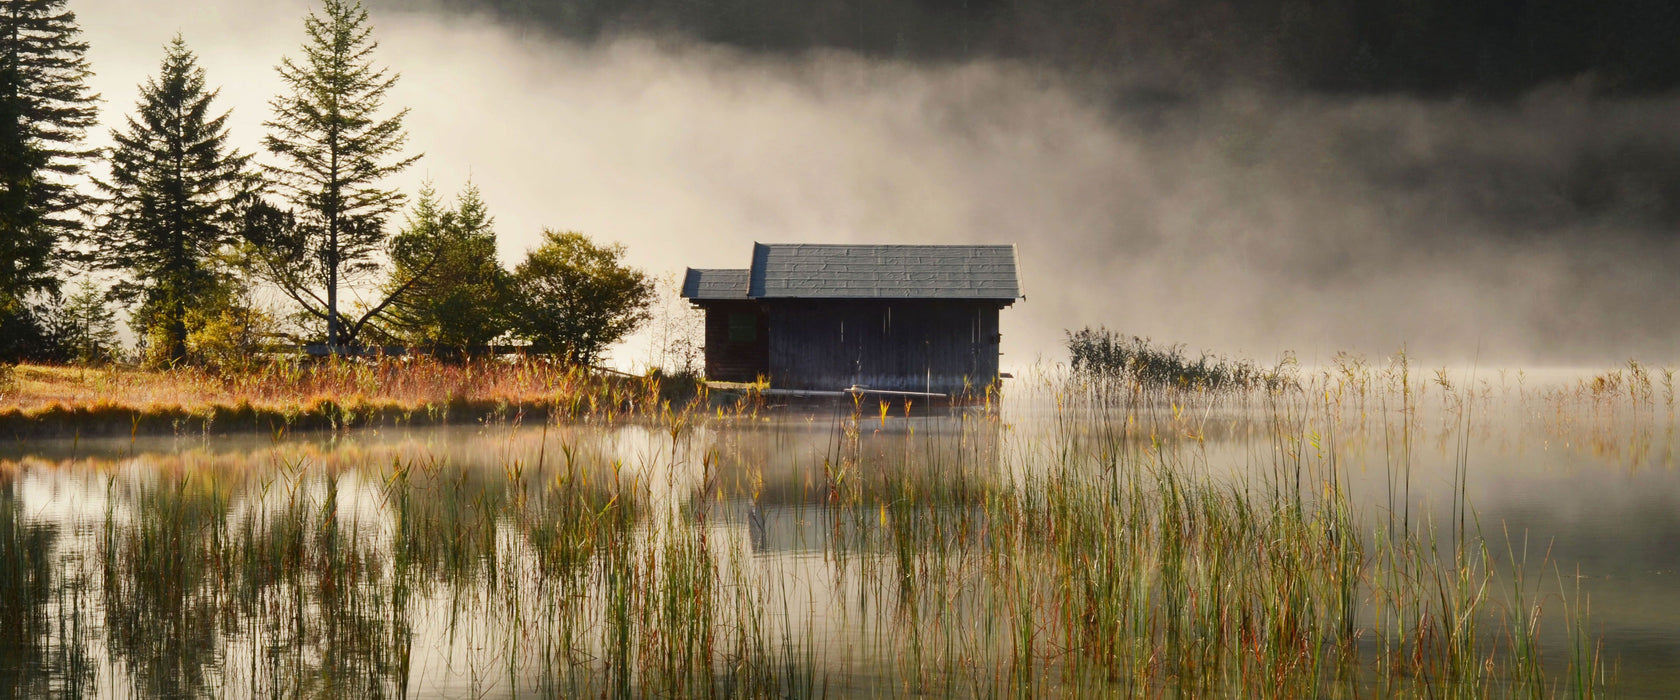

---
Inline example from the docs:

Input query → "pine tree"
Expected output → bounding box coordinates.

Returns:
[96,36,251,364]
[259,0,418,350]
[0,0,98,316]
[381,181,506,352]
[59,277,115,364]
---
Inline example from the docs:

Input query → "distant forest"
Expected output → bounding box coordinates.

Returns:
[388,0,1680,96]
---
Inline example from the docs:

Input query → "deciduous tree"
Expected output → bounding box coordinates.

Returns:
[507,229,652,366]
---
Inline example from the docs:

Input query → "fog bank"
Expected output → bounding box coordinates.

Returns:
[78,0,1680,368]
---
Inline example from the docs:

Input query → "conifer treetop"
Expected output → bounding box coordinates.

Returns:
[0,0,100,309]
[264,0,418,233]
[98,35,250,299]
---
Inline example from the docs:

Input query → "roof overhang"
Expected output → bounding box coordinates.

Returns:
[683,244,1025,304]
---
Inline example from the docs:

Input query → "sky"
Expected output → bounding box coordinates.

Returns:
[74,0,1680,370]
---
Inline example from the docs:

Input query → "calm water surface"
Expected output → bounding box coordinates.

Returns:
[2,372,1676,697]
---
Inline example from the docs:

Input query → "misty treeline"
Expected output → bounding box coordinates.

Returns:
[0,0,656,369]
[407,0,1680,97]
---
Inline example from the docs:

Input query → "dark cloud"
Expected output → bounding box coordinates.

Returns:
[380,0,1680,97]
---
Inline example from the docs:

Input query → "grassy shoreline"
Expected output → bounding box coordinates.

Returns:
[0,360,696,440]
[6,361,1626,697]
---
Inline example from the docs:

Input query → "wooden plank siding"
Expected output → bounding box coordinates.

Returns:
[682,245,1020,395]
[763,300,1001,394]
[698,301,770,382]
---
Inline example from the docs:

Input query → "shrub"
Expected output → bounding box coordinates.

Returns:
[1065,327,1288,392]
[507,230,653,366]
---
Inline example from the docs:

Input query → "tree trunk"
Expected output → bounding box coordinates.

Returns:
[170,298,188,364]
[327,210,339,351]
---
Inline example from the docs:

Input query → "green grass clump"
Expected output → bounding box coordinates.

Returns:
[1066,326,1286,393]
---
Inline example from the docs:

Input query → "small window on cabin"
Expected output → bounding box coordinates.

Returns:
[728,313,757,342]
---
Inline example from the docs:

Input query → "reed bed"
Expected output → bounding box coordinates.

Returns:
[0,357,706,439]
[1,354,1660,697]
[1066,326,1288,393]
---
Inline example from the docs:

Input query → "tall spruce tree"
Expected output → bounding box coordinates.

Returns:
[258,0,418,350]
[0,0,98,318]
[96,36,250,364]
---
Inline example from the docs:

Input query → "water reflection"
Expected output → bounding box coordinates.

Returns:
[1,473,95,698]
[102,474,229,698]
[0,374,1676,697]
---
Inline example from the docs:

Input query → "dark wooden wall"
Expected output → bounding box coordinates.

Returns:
[698,301,769,382]
[763,300,1002,394]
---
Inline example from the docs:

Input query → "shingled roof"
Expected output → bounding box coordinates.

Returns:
[755,243,1022,300]
[683,243,1022,302]
[681,268,750,300]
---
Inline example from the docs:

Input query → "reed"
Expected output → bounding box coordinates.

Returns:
[1066,326,1290,394]
[0,354,1646,697]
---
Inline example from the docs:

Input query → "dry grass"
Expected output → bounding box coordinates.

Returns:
[0,358,694,438]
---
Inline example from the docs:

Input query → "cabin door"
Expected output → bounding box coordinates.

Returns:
[705,304,770,382]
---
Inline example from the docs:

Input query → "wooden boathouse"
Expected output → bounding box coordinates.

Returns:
[680,243,1022,395]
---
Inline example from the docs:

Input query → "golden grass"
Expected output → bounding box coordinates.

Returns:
[0,357,687,438]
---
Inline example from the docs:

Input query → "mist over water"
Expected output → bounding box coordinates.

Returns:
[77,0,1680,368]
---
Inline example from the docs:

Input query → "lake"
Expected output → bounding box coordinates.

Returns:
[1,365,1674,697]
